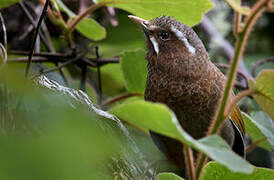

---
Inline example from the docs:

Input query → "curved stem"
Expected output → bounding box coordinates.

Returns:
[68,1,114,33]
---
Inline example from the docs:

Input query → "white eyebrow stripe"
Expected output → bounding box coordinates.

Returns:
[147,25,159,31]
[149,36,159,54]
[171,25,196,54]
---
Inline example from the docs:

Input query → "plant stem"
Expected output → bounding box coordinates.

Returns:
[208,0,267,140]
[195,154,207,180]
[196,0,269,178]
[183,146,195,180]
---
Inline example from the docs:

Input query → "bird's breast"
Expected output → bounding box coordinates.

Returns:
[145,65,223,138]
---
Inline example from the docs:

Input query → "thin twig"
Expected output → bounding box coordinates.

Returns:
[246,137,267,152]
[25,0,50,78]
[0,12,7,50]
[0,43,7,70]
[80,64,87,91]
[9,50,71,58]
[101,93,144,107]
[31,51,86,79]
[183,146,196,180]
[87,57,120,64]
[252,57,274,77]
[224,89,256,117]
[8,57,50,62]
[19,1,51,51]
[95,46,103,104]
[7,56,118,68]
[32,1,69,86]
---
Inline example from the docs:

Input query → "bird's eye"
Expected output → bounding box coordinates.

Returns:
[158,31,170,40]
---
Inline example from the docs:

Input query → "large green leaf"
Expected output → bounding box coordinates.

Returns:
[0,0,19,8]
[99,0,214,26]
[73,17,106,41]
[201,162,274,180]
[120,49,147,93]
[249,70,274,121]
[158,172,184,180]
[242,112,274,151]
[110,100,253,173]
[98,13,145,57]
[56,0,106,40]
[100,63,126,96]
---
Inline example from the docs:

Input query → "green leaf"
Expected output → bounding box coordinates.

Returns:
[110,100,253,173]
[73,17,106,41]
[249,70,274,121]
[99,0,214,26]
[120,49,147,93]
[100,63,125,96]
[98,13,145,57]
[201,161,274,180]
[158,172,184,180]
[242,112,274,151]
[0,0,19,8]
[56,0,106,41]
[225,0,251,15]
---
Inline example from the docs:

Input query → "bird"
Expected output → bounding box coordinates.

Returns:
[128,15,245,170]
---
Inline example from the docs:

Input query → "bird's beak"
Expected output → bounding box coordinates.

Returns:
[128,15,149,29]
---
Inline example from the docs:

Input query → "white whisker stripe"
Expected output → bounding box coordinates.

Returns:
[149,36,159,54]
[171,25,196,54]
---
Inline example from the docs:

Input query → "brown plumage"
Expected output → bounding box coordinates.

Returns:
[129,15,245,170]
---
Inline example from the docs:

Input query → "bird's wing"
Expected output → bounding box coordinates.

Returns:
[230,105,245,135]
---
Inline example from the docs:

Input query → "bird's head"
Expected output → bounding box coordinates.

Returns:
[129,15,209,73]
